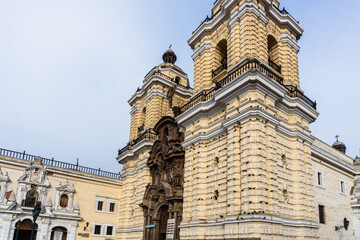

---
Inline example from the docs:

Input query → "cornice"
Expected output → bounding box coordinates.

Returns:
[0,158,122,185]
[311,141,356,175]
[228,1,268,28]
[117,139,154,165]
[268,5,304,40]
[128,75,192,106]
[177,68,318,127]
[281,32,300,52]
[188,6,227,48]
[192,39,212,60]
[120,162,148,178]
[180,214,319,229]
[117,226,143,233]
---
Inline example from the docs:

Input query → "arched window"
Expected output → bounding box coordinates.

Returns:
[60,194,69,208]
[175,76,180,85]
[213,39,228,78]
[24,189,38,207]
[267,35,281,73]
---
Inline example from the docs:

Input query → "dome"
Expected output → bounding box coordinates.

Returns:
[332,140,346,154]
[162,49,177,64]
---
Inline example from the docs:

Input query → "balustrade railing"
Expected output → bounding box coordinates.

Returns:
[22,200,41,208]
[138,124,144,134]
[178,58,316,114]
[212,59,227,78]
[286,86,317,109]
[0,148,121,179]
[118,129,157,156]
[268,58,282,74]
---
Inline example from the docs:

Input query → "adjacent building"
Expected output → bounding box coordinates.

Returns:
[0,148,121,240]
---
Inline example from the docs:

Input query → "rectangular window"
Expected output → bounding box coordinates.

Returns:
[94,225,101,235]
[340,180,345,194]
[109,202,115,212]
[97,201,103,211]
[316,171,324,187]
[319,205,325,224]
[106,226,113,236]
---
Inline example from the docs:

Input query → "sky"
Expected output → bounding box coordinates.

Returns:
[0,0,359,173]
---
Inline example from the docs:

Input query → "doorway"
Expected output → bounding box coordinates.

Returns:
[13,219,37,240]
[50,227,67,240]
[159,205,169,240]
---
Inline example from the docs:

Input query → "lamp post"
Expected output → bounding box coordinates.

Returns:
[14,220,22,240]
[30,202,41,240]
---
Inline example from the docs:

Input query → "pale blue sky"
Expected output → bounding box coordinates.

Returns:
[0,0,359,172]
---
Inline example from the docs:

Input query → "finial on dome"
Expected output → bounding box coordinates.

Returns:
[163,47,177,64]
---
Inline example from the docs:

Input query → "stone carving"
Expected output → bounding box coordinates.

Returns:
[141,116,184,240]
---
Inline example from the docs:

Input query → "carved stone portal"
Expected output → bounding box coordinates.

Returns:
[141,117,184,240]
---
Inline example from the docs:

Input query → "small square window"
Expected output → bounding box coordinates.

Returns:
[94,225,101,235]
[319,205,325,224]
[109,202,115,212]
[97,201,104,211]
[106,226,113,236]
[340,181,345,194]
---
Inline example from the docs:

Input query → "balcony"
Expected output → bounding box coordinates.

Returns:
[22,200,41,208]
[212,59,227,78]
[268,58,281,74]
[178,58,316,114]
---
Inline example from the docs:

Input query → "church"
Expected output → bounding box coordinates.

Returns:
[1,0,360,240]
[116,0,360,239]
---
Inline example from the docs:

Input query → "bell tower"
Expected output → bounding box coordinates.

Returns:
[117,49,192,239]
[190,0,302,94]
[177,0,320,239]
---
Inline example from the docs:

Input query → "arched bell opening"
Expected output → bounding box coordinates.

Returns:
[267,35,281,74]
[212,39,228,78]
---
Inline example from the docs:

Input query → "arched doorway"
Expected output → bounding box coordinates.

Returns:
[13,219,38,240]
[50,227,67,240]
[159,205,169,240]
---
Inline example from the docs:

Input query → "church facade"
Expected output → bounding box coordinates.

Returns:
[117,0,360,239]
[1,0,360,240]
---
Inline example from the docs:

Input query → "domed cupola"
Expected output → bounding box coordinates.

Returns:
[332,135,346,154]
[162,48,177,64]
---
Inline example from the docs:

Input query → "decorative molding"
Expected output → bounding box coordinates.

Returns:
[311,142,356,175]
[268,5,303,39]
[228,1,268,28]
[192,39,211,60]
[281,32,300,52]
[179,214,319,229]
[116,226,143,233]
